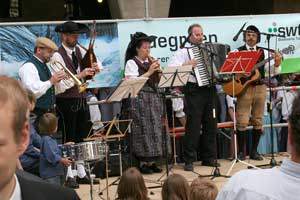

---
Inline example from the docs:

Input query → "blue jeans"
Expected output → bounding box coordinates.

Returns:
[44,176,62,186]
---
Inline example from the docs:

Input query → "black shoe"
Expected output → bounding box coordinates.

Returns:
[65,177,79,189]
[202,159,220,167]
[149,163,162,173]
[238,152,246,161]
[250,151,263,161]
[77,175,99,184]
[184,163,194,171]
[140,164,153,174]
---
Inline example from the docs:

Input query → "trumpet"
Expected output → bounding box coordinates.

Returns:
[49,60,89,93]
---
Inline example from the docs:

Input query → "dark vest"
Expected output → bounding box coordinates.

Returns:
[25,56,55,109]
[237,45,265,79]
[56,46,87,99]
[132,57,159,91]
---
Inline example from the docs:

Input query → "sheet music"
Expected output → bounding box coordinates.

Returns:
[158,65,193,88]
[106,77,148,102]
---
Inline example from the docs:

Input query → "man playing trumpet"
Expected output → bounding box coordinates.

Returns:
[19,37,67,127]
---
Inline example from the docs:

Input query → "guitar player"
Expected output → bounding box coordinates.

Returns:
[234,25,282,161]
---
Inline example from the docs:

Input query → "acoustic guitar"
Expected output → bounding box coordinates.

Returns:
[222,55,274,96]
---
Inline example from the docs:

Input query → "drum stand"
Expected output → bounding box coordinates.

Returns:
[85,161,105,200]
[95,118,132,200]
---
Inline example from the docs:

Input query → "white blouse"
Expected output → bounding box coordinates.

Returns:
[124,57,150,78]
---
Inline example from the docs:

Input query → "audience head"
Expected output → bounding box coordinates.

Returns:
[190,177,218,200]
[26,88,36,111]
[161,174,190,200]
[117,167,148,200]
[0,75,29,197]
[38,113,58,135]
[288,93,300,159]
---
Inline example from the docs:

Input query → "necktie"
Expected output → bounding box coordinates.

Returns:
[71,51,78,68]
[249,47,255,51]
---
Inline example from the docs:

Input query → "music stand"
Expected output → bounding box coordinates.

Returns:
[106,77,149,102]
[157,65,193,178]
[219,51,262,176]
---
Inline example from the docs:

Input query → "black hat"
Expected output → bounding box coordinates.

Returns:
[129,32,157,49]
[246,25,260,34]
[55,21,89,34]
[125,32,157,62]
[243,25,261,43]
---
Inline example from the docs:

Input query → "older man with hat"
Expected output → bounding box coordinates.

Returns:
[19,37,66,124]
[233,25,282,161]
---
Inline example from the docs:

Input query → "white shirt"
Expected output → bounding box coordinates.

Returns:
[10,175,22,200]
[279,90,297,120]
[217,158,300,200]
[233,44,281,77]
[88,95,104,130]
[19,55,52,99]
[226,95,235,109]
[124,57,149,78]
[52,43,103,71]
[168,44,198,83]
[51,44,103,94]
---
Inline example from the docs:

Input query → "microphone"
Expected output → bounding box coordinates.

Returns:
[180,32,192,49]
[233,22,247,41]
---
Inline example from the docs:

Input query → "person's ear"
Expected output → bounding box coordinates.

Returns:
[17,120,30,156]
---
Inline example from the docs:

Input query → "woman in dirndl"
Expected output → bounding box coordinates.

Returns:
[122,32,170,174]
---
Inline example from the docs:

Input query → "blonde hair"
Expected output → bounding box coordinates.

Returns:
[38,113,58,135]
[26,88,36,104]
[0,75,29,143]
[190,178,218,200]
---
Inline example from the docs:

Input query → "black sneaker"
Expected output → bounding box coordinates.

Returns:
[184,163,194,171]
[65,177,79,189]
[202,159,220,167]
[140,164,153,174]
[149,163,162,173]
[77,174,100,184]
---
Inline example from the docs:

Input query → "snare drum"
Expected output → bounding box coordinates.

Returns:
[75,140,107,161]
[59,144,76,160]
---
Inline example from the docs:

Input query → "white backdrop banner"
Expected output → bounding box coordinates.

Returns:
[118,13,300,70]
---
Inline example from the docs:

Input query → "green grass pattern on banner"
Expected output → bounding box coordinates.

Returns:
[281,58,300,74]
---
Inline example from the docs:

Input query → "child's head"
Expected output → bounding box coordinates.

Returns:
[38,113,58,135]
[117,167,148,200]
[190,178,218,200]
[161,174,190,200]
[26,88,36,111]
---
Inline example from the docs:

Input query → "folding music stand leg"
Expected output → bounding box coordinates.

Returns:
[225,77,259,176]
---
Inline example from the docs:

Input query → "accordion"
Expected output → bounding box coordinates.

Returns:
[187,46,212,87]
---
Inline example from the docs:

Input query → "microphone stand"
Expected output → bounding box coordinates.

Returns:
[196,43,230,179]
[248,31,284,169]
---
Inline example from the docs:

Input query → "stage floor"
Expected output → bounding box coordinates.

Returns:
[76,153,289,200]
